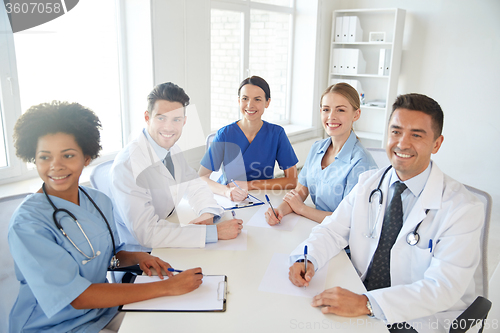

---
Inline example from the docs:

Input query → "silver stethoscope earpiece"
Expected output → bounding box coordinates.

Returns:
[365,167,430,246]
[43,184,120,269]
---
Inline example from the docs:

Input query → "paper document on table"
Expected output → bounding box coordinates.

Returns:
[214,194,264,210]
[259,253,328,298]
[205,230,247,251]
[246,205,299,231]
[120,275,227,312]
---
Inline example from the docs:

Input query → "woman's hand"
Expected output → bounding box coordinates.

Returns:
[265,207,284,225]
[136,253,173,279]
[225,185,248,202]
[283,189,306,215]
[162,268,204,296]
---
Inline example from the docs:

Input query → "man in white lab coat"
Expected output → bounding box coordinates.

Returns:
[110,82,243,252]
[289,93,484,332]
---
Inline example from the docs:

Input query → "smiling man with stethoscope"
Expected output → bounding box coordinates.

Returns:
[288,93,484,333]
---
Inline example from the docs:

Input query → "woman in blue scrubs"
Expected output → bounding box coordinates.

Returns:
[266,83,377,224]
[199,76,299,201]
[8,101,203,333]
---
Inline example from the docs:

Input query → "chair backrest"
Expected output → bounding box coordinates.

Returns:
[90,160,114,197]
[0,192,32,333]
[464,184,492,299]
[206,132,216,151]
[205,133,224,182]
[366,147,390,169]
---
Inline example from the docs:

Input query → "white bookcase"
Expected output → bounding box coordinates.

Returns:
[328,8,406,147]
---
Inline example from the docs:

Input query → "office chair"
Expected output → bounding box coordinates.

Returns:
[0,192,32,333]
[89,159,114,197]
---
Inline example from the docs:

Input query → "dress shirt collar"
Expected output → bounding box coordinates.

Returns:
[316,131,357,163]
[143,128,170,160]
[389,161,432,198]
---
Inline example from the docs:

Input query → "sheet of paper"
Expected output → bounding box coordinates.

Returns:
[205,230,247,251]
[258,253,328,298]
[245,205,299,231]
[121,275,226,312]
[214,194,255,209]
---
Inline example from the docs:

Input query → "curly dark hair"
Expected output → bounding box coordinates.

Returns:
[13,101,102,163]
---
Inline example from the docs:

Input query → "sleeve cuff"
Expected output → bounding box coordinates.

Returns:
[205,225,218,243]
[365,293,386,321]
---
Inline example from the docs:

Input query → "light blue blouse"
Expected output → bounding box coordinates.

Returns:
[298,131,377,212]
[8,187,121,333]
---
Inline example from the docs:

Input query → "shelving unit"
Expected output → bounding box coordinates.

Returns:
[328,8,406,148]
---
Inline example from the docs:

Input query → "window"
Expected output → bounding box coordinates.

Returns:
[0,0,125,182]
[211,0,294,131]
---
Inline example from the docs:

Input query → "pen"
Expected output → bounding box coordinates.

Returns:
[304,245,308,289]
[167,268,203,275]
[428,239,433,253]
[265,194,279,223]
[232,210,236,218]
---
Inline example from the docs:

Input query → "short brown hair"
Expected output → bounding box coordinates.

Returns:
[147,82,190,114]
[390,93,444,139]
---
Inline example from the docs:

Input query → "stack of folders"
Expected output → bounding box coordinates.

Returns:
[329,79,364,96]
[331,49,366,75]
[334,16,363,43]
[378,49,391,76]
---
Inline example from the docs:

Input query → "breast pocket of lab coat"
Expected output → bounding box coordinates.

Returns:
[410,241,434,281]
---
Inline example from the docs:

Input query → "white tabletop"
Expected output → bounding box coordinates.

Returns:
[118,191,388,333]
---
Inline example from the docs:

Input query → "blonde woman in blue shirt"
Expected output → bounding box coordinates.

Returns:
[266,83,377,224]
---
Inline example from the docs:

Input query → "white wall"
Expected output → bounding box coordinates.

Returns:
[318,0,500,217]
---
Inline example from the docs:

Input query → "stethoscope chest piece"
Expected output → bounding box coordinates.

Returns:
[406,232,420,246]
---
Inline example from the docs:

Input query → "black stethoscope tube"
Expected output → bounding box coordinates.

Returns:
[42,184,119,268]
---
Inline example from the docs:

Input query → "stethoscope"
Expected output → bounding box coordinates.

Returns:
[364,166,429,246]
[43,184,119,268]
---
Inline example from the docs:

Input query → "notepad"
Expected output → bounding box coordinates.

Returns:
[119,275,227,312]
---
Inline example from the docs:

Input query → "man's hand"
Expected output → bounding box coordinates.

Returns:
[289,261,315,287]
[311,287,371,317]
[216,219,243,239]
[225,185,248,202]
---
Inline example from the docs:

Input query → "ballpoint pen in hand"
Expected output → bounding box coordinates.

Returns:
[168,268,203,275]
[265,194,279,223]
[231,179,261,203]
[304,245,308,289]
[232,210,236,218]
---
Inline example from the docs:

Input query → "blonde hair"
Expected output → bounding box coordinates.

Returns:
[320,82,360,110]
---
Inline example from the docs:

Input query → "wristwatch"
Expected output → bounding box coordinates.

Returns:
[366,299,375,317]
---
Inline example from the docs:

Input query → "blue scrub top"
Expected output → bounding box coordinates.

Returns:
[201,120,298,184]
[298,131,377,212]
[8,187,121,333]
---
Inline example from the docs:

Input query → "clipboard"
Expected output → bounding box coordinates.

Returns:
[214,193,264,210]
[119,275,227,312]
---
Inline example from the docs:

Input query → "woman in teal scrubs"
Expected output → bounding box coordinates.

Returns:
[199,76,299,202]
[8,101,203,332]
[266,83,377,224]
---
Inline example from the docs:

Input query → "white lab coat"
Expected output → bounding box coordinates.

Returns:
[110,131,223,251]
[291,163,484,332]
